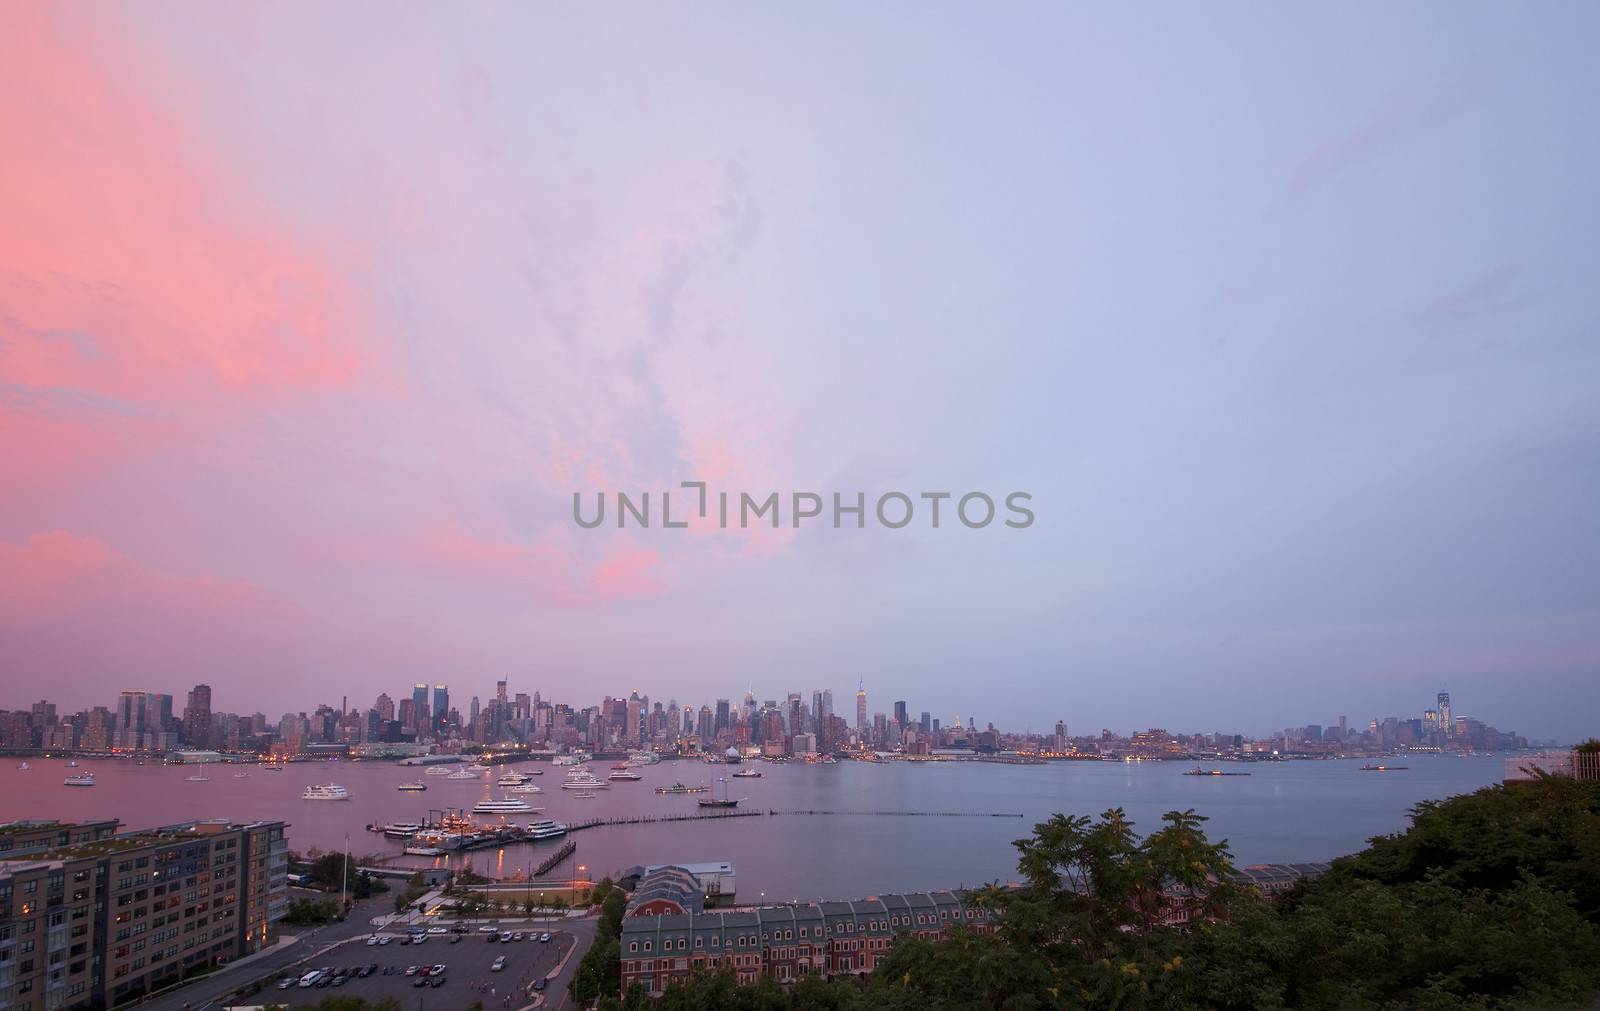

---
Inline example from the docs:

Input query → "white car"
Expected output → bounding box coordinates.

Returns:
[426,926,448,935]
[477,925,499,934]
[366,936,379,946]
[491,956,507,972]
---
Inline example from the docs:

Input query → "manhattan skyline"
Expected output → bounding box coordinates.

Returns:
[2,3,1598,740]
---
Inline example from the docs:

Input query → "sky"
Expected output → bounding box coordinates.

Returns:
[2,3,1597,740]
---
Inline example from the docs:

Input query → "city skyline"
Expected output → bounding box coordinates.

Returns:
[3,4,1597,741]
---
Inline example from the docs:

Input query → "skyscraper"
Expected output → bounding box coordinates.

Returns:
[894,700,909,729]
[856,680,868,732]
[1437,691,1454,737]
[432,683,449,731]
[182,683,212,748]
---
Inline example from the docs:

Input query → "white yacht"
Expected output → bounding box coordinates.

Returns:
[63,772,94,787]
[397,781,427,792]
[524,818,569,840]
[446,770,477,780]
[425,766,453,777]
[497,772,531,787]
[508,783,543,794]
[302,783,351,801]
[465,763,491,773]
[561,768,608,790]
[607,768,643,781]
[472,797,535,814]
[17,762,30,771]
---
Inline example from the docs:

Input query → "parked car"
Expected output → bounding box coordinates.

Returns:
[510,932,523,942]
[491,955,507,972]
[365,936,379,946]
[432,964,447,976]
[539,932,551,943]
[404,965,419,976]
[414,977,429,988]
[427,926,448,934]
[532,978,546,992]
[477,924,499,934]
[429,976,445,988]
[450,934,462,944]
[277,977,295,990]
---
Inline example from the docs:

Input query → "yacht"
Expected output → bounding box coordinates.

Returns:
[397,781,428,792]
[17,762,29,771]
[446,770,477,780]
[425,766,454,776]
[465,763,492,773]
[497,772,531,787]
[524,818,569,840]
[607,768,643,781]
[732,767,762,778]
[508,783,543,794]
[302,783,351,801]
[472,797,535,814]
[570,791,598,799]
[63,771,95,787]
[655,782,707,795]
[561,768,608,790]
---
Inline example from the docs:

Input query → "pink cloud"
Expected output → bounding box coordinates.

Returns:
[424,527,665,608]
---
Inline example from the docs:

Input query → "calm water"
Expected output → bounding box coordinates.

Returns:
[0,755,1503,900]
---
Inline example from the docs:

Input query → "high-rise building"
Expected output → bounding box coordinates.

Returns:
[432,683,449,731]
[182,683,212,748]
[893,700,909,729]
[714,699,731,737]
[1437,691,1454,737]
[856,680,868,732]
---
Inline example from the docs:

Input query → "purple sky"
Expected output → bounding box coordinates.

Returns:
[2,3,1597,739]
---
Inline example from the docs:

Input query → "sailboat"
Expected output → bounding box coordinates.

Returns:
[185,766,210,782]
[697,777,741,809]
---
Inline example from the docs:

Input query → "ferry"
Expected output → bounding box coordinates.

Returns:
[607,768,643,781]
[302,783,351,801]
[561,769,608,790]
[383,822,424,838]
[397,781,428,792]
[1361,764,1409,772]
[425,766,454,776]
[732,768,762,778]
[472,797,536,814]
[1182,767,1251,777]
[63,772,95,787]
[654,783,708,795]
[524,818,569,840]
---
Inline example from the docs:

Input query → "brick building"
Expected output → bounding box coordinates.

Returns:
[620,890,992,997]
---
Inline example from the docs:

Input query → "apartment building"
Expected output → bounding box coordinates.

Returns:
[0,819,287,1011]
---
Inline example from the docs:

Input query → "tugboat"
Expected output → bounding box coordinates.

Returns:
[697,778,741,809]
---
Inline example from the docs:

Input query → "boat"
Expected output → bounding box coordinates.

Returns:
[397,782,428,792]
[473,797,535,814]
[732,768,762,778]
[654,783,708,795]
[607,768,643,781]
[497,772,531,787]
[524,818,569,840]
[1182,767,1251,777]
[697,778,741,808]
[507,783,543,794]
[561,768,609,790]
[570,791,598,799]
[383,822,424,838]
[446,770,477,780]
[17,762,29,771]
[1361,764,1408,772]
[63,772,95,787]
[67,760,78,768]
[185,771,209,782]
[233,771,251,779]
[465,763,491,773]
[425,766,454,776]
[302,783,351,801]
[403,844,444,856]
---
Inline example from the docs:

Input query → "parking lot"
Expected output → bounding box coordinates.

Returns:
[263,923,577,1007]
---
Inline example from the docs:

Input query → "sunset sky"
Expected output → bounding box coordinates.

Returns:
[2,3,1597,738]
